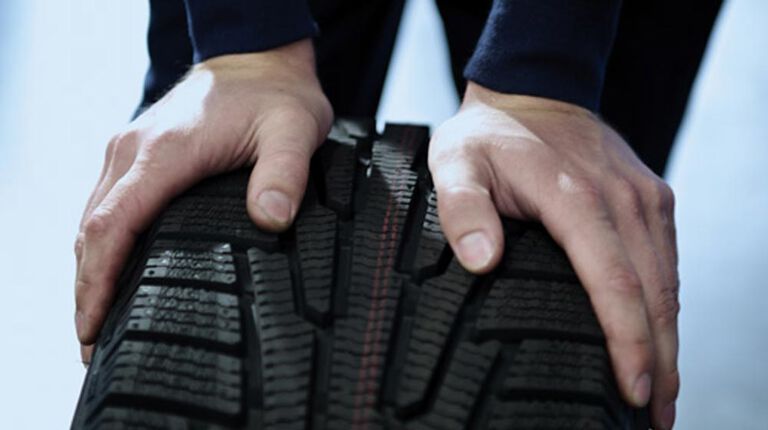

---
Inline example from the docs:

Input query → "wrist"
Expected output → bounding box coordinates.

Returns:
[463,81,595,119]
[195,38,318,78]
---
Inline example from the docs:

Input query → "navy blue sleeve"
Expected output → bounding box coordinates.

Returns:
[464,0,622,111]
[138,0,193,114]
[182,0,317,63]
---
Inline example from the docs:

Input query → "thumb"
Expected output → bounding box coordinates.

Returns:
[429,152,504,274]
[247,113,322,231]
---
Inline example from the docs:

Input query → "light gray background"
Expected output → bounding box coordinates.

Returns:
[0,1,766,428]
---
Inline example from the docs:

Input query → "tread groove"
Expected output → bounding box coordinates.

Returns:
[395,269,486,419]
[235,250,263,427]
[286,227,308,320]
[465,345,504,430]
[92,393,242,428]
[117,330,242,356]
[376,277,413,410]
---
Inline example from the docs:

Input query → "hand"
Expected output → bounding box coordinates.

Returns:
[429,82,679,429]
[74,39,333,363]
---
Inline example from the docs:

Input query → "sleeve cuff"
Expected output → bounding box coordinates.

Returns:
[183,0,318,63]
[464,0,622,111]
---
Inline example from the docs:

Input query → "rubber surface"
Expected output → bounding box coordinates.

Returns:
[71,119,649,429]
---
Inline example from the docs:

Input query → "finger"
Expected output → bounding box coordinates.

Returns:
[617,175,680,428]
[75,160,200,345]
[635,180,680,429]
[246,113,322,232]
[540,189,654,408]
[75,136,138,286]
[429,153,504,274]
[79,150,111,228]
[79,134,139,231]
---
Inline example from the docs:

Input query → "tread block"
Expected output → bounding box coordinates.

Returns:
[502,227,576,279]
[158,196,277,247]
[488,400,614,430]
[414,341,500,430]
[248,248,293,305]
[295,205,337,317]
[412,191,447,276]
[477,278,603,342]
[186,169,250,198]
[395,260,474,412]
[95,341,241,417]
[499,339,625,428]
[87,407,233,430]
[501,339,621,419]
[123,285,241,346]
[142,241,236,285]
[249,248,314,428]
[319,143,356,216]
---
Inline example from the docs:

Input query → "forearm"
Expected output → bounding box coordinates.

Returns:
[464,0,622,111]
[141,0,318,112]
[182,0,317,62]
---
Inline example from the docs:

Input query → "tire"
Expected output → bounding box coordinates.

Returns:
[71,119,649,429]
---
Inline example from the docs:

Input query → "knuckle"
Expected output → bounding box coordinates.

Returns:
[665,369,681,398]
[651,285,681,328]
[652,180,676,213]
[264,145,311,162]
[435,184,492,216]
[109,131,139,161]
[613,178,644,218]
[438,183,490,199]
[257,147,311,180]
[82,210,113,239]
[73,232,85,257]
[104,137,118,161]
[602,321,652,350]
[606,266,643,296]
[638,175,675,214]
[613,177,637,199]
[75,277,93,295]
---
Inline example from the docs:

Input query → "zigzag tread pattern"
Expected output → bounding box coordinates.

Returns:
[72,121,645,430]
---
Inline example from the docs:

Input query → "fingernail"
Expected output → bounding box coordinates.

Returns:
[457,231,493,271]
[257,190,292,225]
[75,311,86,340]
[632,373,652,406]
[661,402,676,429]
